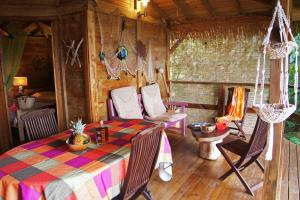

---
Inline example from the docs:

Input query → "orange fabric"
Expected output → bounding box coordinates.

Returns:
[218,87,245,122]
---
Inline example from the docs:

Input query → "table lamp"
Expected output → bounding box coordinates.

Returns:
[13,77,28,96]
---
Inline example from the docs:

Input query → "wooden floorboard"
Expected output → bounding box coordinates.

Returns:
[289,142,299,200]
[281,138,289,199]
[139,131,299,200]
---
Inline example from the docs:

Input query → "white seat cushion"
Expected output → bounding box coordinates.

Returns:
[141,84,167,118]
[145,112,187,123]
[111,86,143,119]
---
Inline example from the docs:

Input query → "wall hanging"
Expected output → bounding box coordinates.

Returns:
[63,38,84,68]
[96,11,143,80]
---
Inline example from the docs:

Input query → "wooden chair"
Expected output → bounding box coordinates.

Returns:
[225,87,250,138]
[115,125,164,200]
[20,108,58,141]
[216,117,268,196]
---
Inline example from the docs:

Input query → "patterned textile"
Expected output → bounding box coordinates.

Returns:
[217,87,246,122]
[0,119,173,200]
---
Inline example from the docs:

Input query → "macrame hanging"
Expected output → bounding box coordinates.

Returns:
[253,1,298,160]
[96,11,143,80]
[144,40,156,83]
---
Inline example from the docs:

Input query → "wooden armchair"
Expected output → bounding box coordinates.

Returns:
[114,125,164,200]
[216,117,268,196]
[20,108,58,141]
[107,85,188,136]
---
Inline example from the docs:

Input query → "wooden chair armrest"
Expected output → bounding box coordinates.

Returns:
[163,101,188,107]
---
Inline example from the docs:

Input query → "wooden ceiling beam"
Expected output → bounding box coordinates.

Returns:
[233,0,242,14]
[200,0,214,16]
[149,1,170,20]
[172,0,195,19]
[38,22,52,38]
[23,22,39,33]
[252,0,274,6]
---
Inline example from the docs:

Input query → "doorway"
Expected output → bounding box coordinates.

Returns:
[0,19,66,149]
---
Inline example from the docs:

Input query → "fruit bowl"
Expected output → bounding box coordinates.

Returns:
[66,133,91,151]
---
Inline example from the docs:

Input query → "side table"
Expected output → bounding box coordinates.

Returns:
[188,125,230,160]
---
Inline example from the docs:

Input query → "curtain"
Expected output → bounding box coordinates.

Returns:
[0,25,27,90]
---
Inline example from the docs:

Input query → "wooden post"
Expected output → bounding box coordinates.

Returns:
[0,47,12,153]
[52,18,68,130]
[165,29,171,98]
[85,0,98,122]
[136,18,143,89]
[263,0,292,199]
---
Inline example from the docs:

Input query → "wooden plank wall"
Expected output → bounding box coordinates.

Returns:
[60,12,88,122]
[90,2,167,122]
[17,37,54,90]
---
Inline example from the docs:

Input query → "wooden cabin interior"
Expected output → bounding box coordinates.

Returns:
[0,0,300,200]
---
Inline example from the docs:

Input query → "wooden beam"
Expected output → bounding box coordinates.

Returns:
[23,22,39,33]
[201,0,214,16]
[51,19,68,131]
[170,37,185,54]
[149,1,170,20]
[233,0,242,14]
[170,14,270,34]
[0,45,12,153]
[85,0,99,122]
[38,22,52,38]
[252,0,275,6]
[263,1,292,199]
[172,0,195,19]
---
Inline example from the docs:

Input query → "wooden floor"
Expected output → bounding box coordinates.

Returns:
[138,130,300,200]
[281,138,300,200]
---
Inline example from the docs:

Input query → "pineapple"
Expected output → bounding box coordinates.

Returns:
[70,118,86,145]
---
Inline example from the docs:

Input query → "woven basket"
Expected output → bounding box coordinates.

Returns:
[266,41,297,59]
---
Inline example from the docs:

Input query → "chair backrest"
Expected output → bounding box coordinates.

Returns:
[226,87,250,122]
[108,94,145,120]
[111,86,143,119]
[119,125,163,200]
[20,108,58,141]
[240,117,268,162]
[141,83,167,118]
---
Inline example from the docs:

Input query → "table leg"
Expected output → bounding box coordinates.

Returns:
[199,139,223,160]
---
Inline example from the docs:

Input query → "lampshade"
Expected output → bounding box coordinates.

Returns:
[141,0,149,7]
[13,77,28,87]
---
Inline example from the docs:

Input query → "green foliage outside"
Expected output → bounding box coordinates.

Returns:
[285,33,300,145]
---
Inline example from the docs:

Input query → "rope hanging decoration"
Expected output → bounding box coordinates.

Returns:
[96,10,142,80]
[253,1,298,160]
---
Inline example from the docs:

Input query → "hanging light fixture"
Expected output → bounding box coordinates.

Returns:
[134,0,150,17]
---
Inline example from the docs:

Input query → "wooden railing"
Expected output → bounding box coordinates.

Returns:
[169,80,300,120]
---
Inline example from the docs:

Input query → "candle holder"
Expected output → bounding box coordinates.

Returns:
[95,127,108,144]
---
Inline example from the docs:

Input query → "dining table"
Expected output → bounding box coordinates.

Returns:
[0,119,173,200]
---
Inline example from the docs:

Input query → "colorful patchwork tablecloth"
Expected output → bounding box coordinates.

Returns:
[0,119,173,200]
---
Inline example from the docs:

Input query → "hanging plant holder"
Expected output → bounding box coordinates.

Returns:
[253,1,298,160]
[267,41,297,59]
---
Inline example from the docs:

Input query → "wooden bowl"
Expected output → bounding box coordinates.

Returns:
[200,123,216,133]
[66,134,91,151]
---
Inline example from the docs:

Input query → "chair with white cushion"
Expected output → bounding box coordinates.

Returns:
[110,86,144,119]
[107,84,188,136]
[141,84,187,136]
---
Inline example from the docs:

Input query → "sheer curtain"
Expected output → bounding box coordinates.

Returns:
[0,25,27,90]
